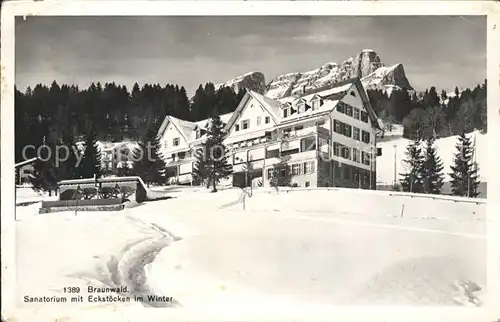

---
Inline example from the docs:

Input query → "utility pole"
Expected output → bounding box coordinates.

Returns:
[393,144,397,187]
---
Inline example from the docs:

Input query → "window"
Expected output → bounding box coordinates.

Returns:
[312,99,320,111]
[333,142,341,156]
[353,108,360,120]
[297,102,305,113]
[267,168,273,179]
[304,161,315,174]
[343,123,352,138]
[334,120,342,134]
[305,162,312,174]
[292,164,300,175]
[350,91,356,97]
[257,116,262,126]
[341,146,350,159]
[265,116,270,124]
[305,181,310,187]
[173,137,180,146]
[346,105,353,117]
[362,130,370,144]
[242,119,249,130]
[336,102,345,113]
[353,148,360,162]
[283,108,288,118]
[361,111,369,123]
[235,124,240,132]
[353,127,360,141]
[295,125,303,131]
[362,152,371,165]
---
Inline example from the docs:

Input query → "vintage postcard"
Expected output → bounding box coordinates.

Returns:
[1,1,499,321]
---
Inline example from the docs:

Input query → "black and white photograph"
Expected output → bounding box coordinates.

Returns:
[2,1,499,321]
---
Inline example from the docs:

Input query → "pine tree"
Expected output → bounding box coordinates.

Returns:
[449,132,480,197]
[192,147,208,186]
[203,113,232,192]
[57,131,81,180]
[421,136,444,194]
[78,129,102,179]
[131,126,165,187]
[399,138,424,193]
[31,139,58,196]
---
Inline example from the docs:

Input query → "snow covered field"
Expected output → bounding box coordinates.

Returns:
[13,185,487,316]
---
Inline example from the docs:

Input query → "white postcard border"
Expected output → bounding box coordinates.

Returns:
[1,1,499,321]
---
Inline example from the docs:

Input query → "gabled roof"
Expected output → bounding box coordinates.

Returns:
[276,77,382,130]
[349,78,383,130]
[157,115,197,143]
[158,112,234,144]
[195,112,233,130]
[224,90,281,132]
[310,94,322,101]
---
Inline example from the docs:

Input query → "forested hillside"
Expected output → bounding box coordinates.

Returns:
[15,81,246,163]
[368,81,487,140]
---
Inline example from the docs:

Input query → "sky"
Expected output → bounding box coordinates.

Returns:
[15,15,486,95]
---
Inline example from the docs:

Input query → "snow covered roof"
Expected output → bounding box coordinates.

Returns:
[194,112,233,130]
[248,90,282,120]
[158,112,234,144]
[277,100,340,125]
[278,81,352,105]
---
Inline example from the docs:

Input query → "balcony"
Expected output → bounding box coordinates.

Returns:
[278,125,330,141]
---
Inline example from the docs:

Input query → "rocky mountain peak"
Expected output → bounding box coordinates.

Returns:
[215,71,266,94]
[216,50,412,100]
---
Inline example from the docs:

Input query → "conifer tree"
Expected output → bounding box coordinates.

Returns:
[57,130,81,180]
[399,138,424,193]
[269,159,292,193]
[422,136,444,194]
[131,126,165,187]
[203,113,232,192]
[192,147,208,187]
[449,132,480,197]
[31,139,59,196]
[78,129,102,179]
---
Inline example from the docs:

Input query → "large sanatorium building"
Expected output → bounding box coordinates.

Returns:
[157,77,383,189]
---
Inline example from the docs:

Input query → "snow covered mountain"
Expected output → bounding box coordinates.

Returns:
[265,49,412,99]
[215,71,267,94]
[216,50,412,100]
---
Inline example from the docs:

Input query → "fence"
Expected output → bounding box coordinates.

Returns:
[41,198,123,209]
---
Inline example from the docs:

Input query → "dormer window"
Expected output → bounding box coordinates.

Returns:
[312,99,320,111]
[297,102,305,114]
[295,99,306,114]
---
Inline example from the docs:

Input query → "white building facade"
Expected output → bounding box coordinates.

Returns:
[157,77,383,189]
